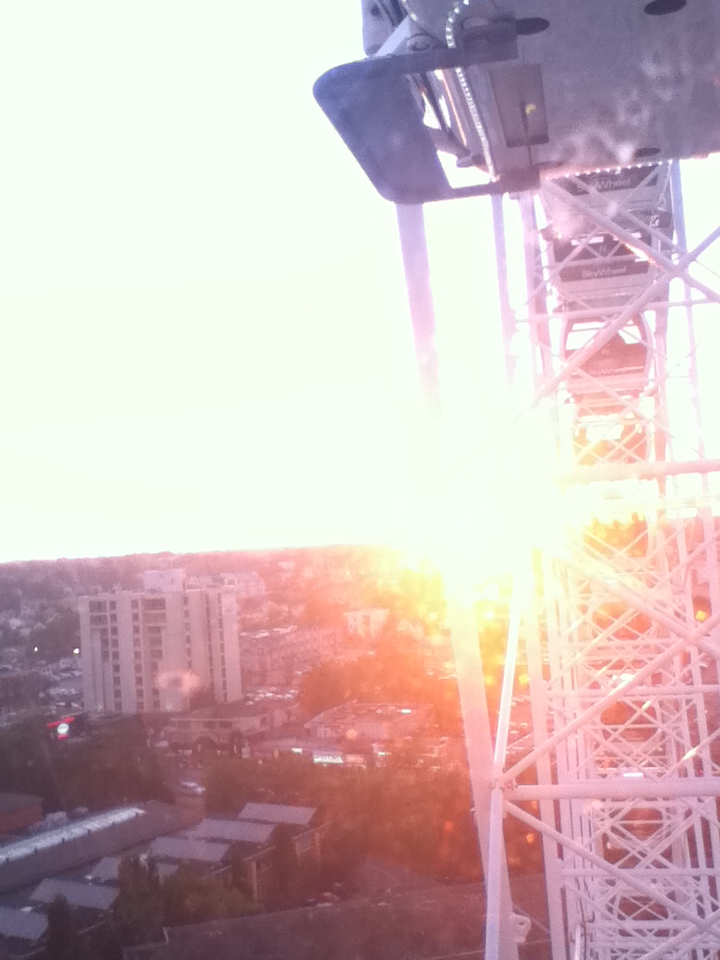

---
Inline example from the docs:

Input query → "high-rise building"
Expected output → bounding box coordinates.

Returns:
[79,577,245,714]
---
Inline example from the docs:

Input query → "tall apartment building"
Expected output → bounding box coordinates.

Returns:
[79,575,246,715]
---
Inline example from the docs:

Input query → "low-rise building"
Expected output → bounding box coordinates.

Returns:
[234,804,322,900]
[29,876,118,913]
[238,804,316,829]
[147,805,325,902]
[305,702,432,743]
[147,836,230,875]
[85,855,178,884]
[238,803,323,888]
[0,802,186,895]
[0,906,47,960]
[239,626,344,688]
[160,698,299,752]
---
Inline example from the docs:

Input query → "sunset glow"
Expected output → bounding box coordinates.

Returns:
[3,5,720,565]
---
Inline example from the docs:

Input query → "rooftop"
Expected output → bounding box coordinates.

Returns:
[168,698,293,721]
[0,807,145,868]
[0,906,47,943]
[186,819,274,846]
[238,804,316,828]
[310,703,425,724]
[83,855,121,884]
[30,877,118,912]
[85,856,177,884]
[0,801,186,895]
[148,837,229,865]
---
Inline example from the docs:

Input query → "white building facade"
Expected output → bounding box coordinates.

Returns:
[80,580,244,714]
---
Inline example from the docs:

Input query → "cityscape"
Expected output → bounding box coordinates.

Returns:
[3,1,720,959]
[0,546,542,960]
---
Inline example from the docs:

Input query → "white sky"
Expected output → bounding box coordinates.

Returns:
[0,1,433,561]
[1,4,719,563]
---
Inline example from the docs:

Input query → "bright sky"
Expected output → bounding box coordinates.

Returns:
[2,4,719,564]
[0,1,440,561]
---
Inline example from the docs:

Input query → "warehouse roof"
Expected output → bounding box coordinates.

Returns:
[30,877,118,912]
[85,856,177,884]
[0,906,47,942]
[187,819,274,846]
[0,807,145,868]
[0,801,186,894]
[148,837,229,865]
[238,804,316,827]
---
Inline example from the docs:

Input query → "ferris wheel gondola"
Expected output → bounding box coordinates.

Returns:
[559,312,652,401]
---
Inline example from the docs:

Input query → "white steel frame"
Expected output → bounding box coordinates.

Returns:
[483,163,720,960]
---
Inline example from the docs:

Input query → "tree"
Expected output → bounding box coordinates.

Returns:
[0,717,61,806]
[112,856,163,947]
[269,822,299,904]
[52,716,173,810]
[31,610,80,661]
[161,864,253,926]
[297,661,351,717]
[204,756,248,814]
[204,754,312,816]
[320,822,369,886]
[43,896,87,960]
[83,922,121,960]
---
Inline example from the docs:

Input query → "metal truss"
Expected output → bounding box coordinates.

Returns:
[486,163,720,960]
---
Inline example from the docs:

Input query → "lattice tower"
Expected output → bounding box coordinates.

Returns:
[486,162,720,960]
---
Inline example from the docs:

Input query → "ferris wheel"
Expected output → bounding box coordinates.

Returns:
[316,3,720,958]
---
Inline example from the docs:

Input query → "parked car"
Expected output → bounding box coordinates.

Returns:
[178,781,205,796]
